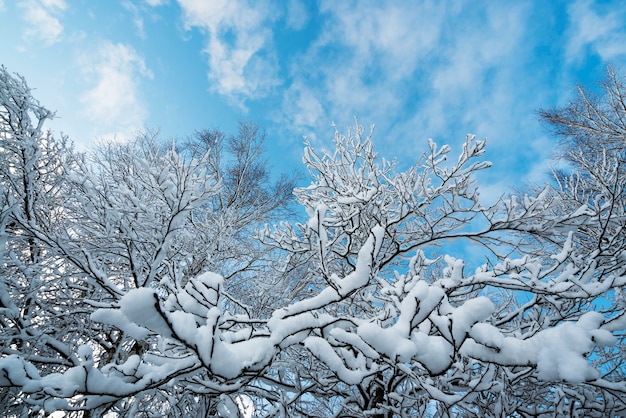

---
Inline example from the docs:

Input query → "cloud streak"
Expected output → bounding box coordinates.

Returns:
[79,42,153,141]
[566,0,626,63]
[276,1,447,141]
[176,0,280,104]
[278,3,531,144]
[267,1,573,197]
[20,0,67,45]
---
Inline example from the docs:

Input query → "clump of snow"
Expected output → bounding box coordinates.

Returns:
[304,336,371,384]
[209,337,274,379]
[336,226,382,296]
[465,313,613,384]
[412,333,454,375]
[90,308,150,340]
[0,355,40,387]
[120,288,172,337]
[358,321,417,363]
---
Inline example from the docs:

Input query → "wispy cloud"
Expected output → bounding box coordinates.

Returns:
[414,3,531,133]
[275,1,562,198]
[282,82,325,140]
[176,0,280,104]
[392,2,559,190]
[279,1,446,140]
[285,0,309,30]
[79,42,153,141]
[566,0,626,63]
[19,0,67,45]
[122,0,150,39]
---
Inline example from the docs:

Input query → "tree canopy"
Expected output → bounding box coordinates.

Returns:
[1,66,626,417]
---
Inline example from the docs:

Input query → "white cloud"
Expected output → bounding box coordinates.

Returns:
[318,1,443,79]
[79,42,153,140]
[277,1,559,200]
[397,3,554,187]
[144,0,167,5]
[285,0,309,30]
[176,0,280,103]
[282,0,550,148]
[20,0,67,45]
[122,0,146,39]
[566,0,626,62]
[40,0,65,8]
[283,82,325,135]
[424,3,529,127]
[280,1,447,142]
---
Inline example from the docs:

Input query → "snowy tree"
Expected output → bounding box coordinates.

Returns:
[180,124,297,315]
[536,65,626,417]
[256,126,626,417]
[539,65,626,168]
[0,69,294,416]
[2,69,626,418]
[0,65,82,416]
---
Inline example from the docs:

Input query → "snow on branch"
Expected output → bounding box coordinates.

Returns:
[2,83,626,416]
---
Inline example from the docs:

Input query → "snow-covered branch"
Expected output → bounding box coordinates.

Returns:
[3,68,626,417]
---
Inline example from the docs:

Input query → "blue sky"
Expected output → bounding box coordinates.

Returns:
[2,0,626,199]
